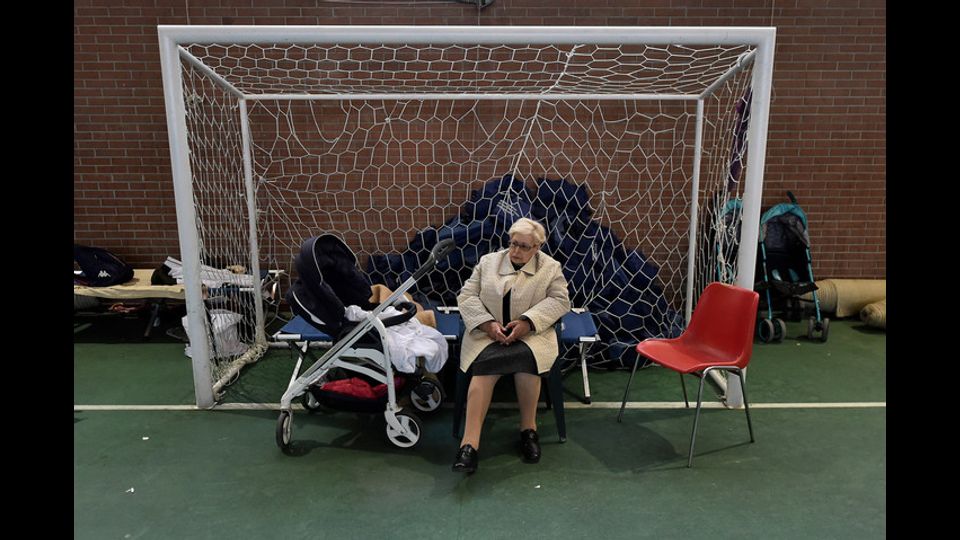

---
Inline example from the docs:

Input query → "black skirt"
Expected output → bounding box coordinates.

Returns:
[471,340,538,375]
[471,288,537,375]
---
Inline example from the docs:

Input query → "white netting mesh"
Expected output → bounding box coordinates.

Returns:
[177,39,755,375]
[182,61,268,393]
[695,81,753,302]
[185,43,752,96]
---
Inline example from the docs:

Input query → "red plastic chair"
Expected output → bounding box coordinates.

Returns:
[617,282,759,467]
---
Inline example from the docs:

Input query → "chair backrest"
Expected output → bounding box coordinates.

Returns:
[683,282,759,368]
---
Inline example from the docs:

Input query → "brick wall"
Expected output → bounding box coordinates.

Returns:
[74,0,886,280]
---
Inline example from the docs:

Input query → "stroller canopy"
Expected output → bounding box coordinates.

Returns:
[286,234,374,336]
[759,199,810,248]
[755,192,816,295]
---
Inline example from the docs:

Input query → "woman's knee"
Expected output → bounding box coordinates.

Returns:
[468,374,501,392]
[513,372,541,387]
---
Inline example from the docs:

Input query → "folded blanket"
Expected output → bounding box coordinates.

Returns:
[344,305,448,374]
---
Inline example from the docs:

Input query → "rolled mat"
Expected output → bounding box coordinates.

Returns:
[801,279,886,318]
[859,299,886,329]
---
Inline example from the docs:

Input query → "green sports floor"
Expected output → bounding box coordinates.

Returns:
[74,313,885,539]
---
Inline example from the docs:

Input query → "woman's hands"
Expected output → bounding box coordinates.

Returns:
[480,319,532,345]
[503,319,532,344]
[480,320,509,344]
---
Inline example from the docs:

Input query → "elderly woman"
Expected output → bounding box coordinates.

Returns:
[452,217,571,473]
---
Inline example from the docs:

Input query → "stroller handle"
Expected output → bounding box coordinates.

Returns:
[380,301,418,328]
[430,238,457,263]
[411,238,457,281]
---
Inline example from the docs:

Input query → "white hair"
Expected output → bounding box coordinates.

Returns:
[508,218,546,245]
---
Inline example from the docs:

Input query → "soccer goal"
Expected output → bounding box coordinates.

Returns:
[158,26,775,408]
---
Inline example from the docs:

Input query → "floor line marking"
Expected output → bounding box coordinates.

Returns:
[75,401,886,412]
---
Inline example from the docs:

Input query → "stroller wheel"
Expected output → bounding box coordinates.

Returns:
[276,411,294,454]
[773,318,787,342]
[301,391,323,413]
[385,410,422,449]
[807,316,830,342]
[757,319,776,343]
[410,380,444,412]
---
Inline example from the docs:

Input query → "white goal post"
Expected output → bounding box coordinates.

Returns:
[158,25,775,409]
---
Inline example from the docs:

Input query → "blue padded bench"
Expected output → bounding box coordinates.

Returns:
[558,309,600,404]
[273,315,335,344]
[435,308,599,402]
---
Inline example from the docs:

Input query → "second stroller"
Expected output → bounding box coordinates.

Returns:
[755,192,829,342]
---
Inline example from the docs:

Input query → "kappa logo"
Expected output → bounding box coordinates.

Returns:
[98,270,112,278]
[495,199,520,216]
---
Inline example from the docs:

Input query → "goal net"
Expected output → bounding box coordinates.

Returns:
[158,26,775,407]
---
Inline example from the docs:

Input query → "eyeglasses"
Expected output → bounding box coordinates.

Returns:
[508,241,537,252]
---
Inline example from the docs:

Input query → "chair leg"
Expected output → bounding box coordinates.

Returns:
[452,368,470,439]
[543,375,552,410]
[580,342,592,405]
[737,369,755,443]
[679,373,689,408]
[546,365,566,442]
[144,300,162,338]
[617,357,642,423]
[687,372,708,468]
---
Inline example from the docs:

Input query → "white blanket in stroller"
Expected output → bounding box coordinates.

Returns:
[344,305,448,374]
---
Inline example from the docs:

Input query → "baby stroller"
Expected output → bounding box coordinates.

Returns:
[755,192,828,343]
[276,235,456,453]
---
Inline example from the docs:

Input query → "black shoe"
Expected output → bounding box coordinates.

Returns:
[452,444,478,474]
[519,429,541,463]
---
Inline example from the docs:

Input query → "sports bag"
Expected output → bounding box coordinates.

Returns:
[74,244,134,287]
